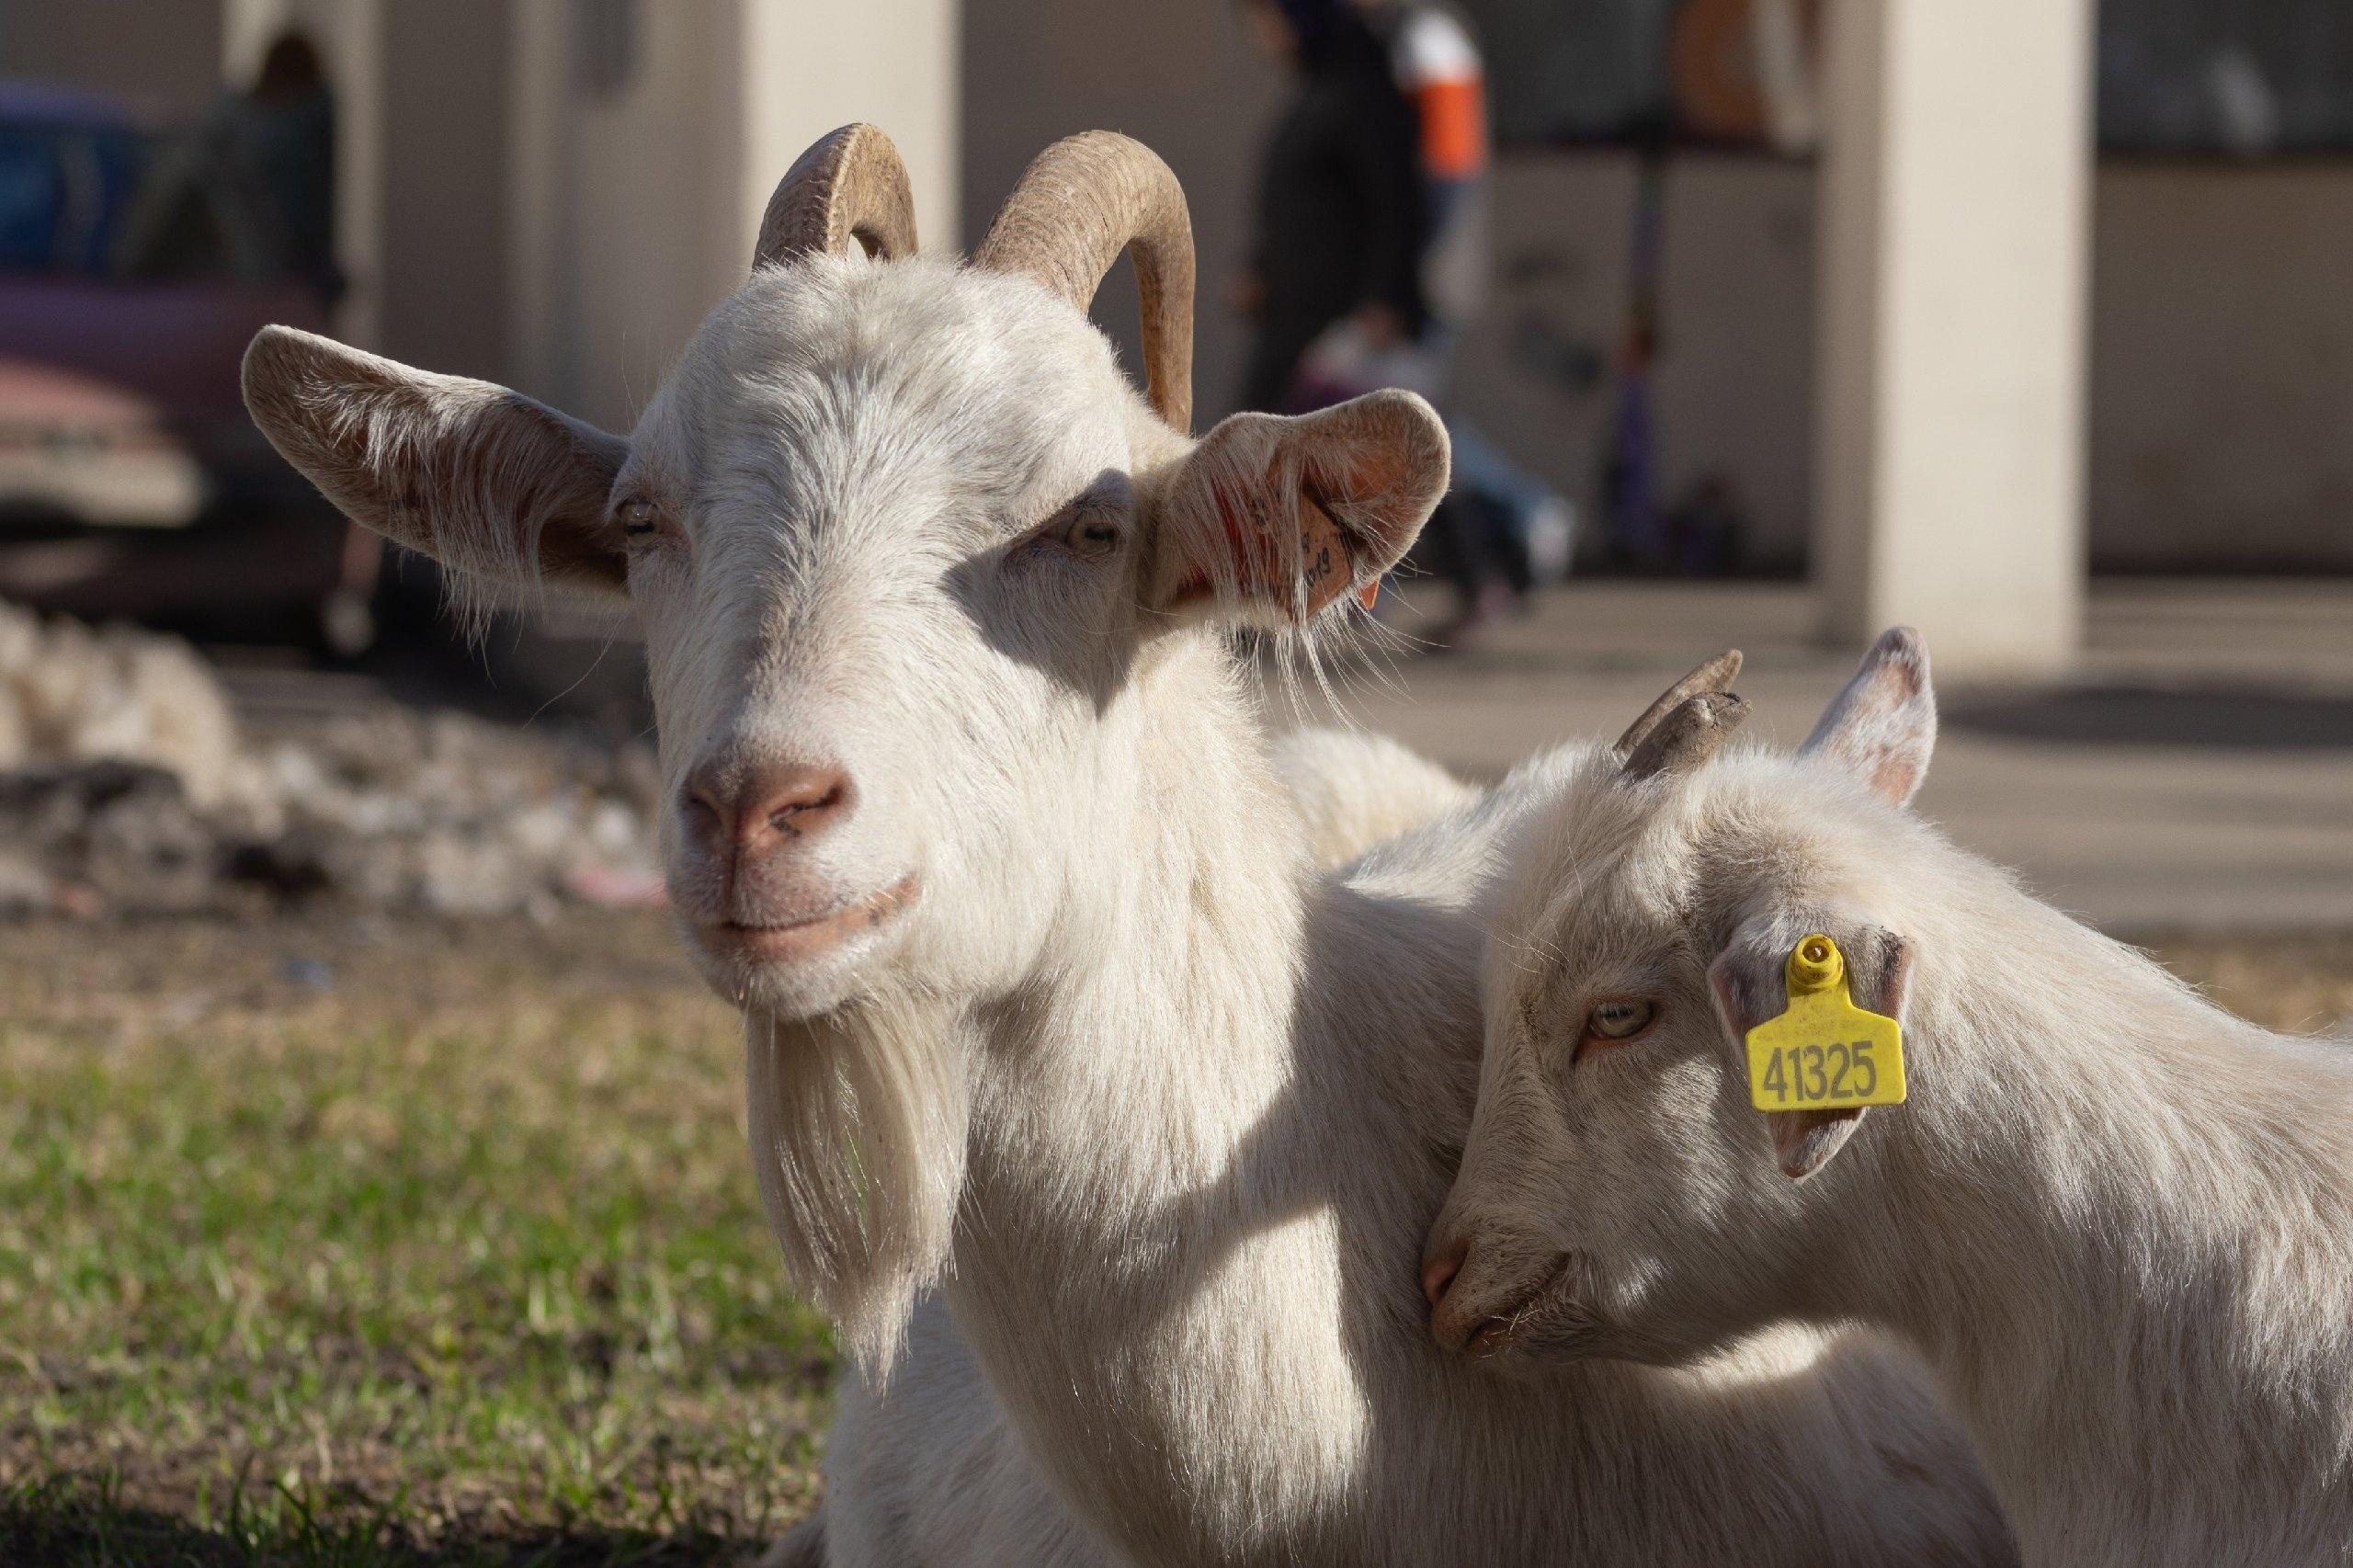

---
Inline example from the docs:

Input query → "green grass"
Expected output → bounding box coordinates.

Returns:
[0,914,829,1564]
[2,912,2347,1565]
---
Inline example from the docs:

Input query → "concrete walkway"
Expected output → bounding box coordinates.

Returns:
[1290,579,2353,933]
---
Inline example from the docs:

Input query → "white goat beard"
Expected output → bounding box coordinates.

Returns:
[744,993,970,1376]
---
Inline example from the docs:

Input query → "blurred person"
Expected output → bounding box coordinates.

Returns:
[1364,0,1486,316]
[1239,0,1529,643]
[115,29,337,296]
[1363,0,1576,620]
[230,32,339,292]
[1233,0,1429,414]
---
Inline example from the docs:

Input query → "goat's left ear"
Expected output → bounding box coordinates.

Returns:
[1144,389,1449,628]
[1802,627,1937,806]
[1710,917,1915,1181]
[242,325,631,595]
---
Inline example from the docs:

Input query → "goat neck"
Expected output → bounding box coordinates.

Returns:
[1793,870,2353,1565]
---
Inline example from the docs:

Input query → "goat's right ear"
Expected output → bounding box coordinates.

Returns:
[242,325,631,594]
[1802,627,1937,806]
[1710,917,1914,1181]
[1143,389,1449,630]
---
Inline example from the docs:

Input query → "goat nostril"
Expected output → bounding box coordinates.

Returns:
[755,767,852,843]
[679,758,857,853]
[768,779,845,834]
[1421,1241,1467,1310]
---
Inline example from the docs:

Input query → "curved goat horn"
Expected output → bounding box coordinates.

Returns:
[1621,692,1750,784]
[1615,650,1744,755]
[756,123,918,268]
[973,131,1195,433]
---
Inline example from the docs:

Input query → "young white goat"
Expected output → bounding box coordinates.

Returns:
[1427,627,2353,1567]
[244,128,2010,1565]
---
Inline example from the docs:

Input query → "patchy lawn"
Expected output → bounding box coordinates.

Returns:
[1,913,2347,1564]
[0,913,827,1564]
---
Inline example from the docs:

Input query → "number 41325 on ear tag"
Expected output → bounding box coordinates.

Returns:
[1745,934,1907,1113]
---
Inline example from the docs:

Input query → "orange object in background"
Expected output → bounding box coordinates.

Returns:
[1390,6,1488,181]
[1414,76,1486,180]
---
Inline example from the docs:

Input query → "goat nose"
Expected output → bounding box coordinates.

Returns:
[1421,1237,1468,1310]
[682,758,855,857]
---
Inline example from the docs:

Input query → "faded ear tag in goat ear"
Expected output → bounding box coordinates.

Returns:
[1745,935,1907,1113]
[1293,483,1358,619]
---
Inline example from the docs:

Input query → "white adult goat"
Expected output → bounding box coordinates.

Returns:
[244,127,2011,1565]
[1427,628,2353,1567]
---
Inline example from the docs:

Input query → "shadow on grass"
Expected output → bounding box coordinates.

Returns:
[1,1471,772,1567]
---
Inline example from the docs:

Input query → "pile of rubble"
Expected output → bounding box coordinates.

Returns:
[0,601,664,918]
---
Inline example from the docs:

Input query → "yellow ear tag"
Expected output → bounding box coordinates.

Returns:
[1745,934,1907,1112]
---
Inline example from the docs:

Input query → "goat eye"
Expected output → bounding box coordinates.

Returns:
[1586,999,1655,1042]
[1054,506,1120,559]
[618,498,659,539]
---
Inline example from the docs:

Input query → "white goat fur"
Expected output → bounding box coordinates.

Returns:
[244,210,2015,1562]
[1269,725,1479,868]
[1432,632,2353,1566]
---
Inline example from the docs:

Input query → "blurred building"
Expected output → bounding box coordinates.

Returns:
[4,0,2347,676]
[1449,0,2353,670]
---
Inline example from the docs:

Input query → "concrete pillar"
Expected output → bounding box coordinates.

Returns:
[1813,0,2094,675]
[504,0,961,431]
